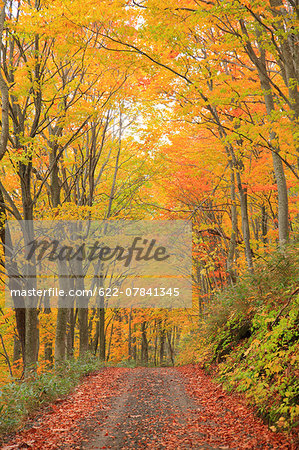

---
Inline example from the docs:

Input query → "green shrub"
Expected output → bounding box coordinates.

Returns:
[178,244,299,431]
[217,295,299,430]
[0,352,103,435]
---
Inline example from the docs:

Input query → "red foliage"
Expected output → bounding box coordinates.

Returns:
[1,368,128,450]
[176,364,294,449]
[2,366,295,449]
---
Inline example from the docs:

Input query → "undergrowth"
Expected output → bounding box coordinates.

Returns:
[0,352,103,435]
[178,244,299,433]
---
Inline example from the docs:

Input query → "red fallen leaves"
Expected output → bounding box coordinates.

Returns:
[1,365,296,450]
[175,364,295,450]
[1,368,128,450]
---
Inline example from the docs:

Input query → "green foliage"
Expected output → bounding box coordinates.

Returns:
[0,353,103,435]
[218,295,299,431]
[179,244,299,431]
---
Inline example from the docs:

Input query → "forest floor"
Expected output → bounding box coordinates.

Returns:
[0,365,294,450]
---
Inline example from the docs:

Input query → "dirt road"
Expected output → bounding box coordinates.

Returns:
[84,368,208,449]
[82,367,292,450]
[1,366,292,449]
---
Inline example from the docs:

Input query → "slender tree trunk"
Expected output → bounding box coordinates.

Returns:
[55,308,69,364]
[141,321,148,365]
[229,147,253,271]
[106,322,114,362]
[78,310,89,356]
[159,321,165,366]
[67,308,76,358]
[0,1,9,162]
[21,197,39,376]
[0,192,26,367]
[88,309,96,350]
[128,308,132,360]
[241,22,289,245]
[25,308,39,375]
[75,258,89,356]
[99,306,106,361]
[227,165,238,282]
[261,205,268,246]
[132,322,137,362]
[55,260,71,365]
[13,336,21,364]
[93,319,100,355]
[167,331,174,366]
[259,70,290,244]
[44,307,53,368]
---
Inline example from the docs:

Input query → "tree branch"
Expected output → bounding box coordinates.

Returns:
[0,1,10,161]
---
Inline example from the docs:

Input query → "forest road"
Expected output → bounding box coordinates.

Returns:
[82,367,233,450]
[1,366,290,449]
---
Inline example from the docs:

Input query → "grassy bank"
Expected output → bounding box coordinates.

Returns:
[0,353,103,435]
[178,245,299,433]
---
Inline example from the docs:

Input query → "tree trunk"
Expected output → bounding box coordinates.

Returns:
[25,308,39,375]
[128,308,132,360]
[261,205,268,246]
[55,260,71,365]
[227,165,238,282]
[241,23,289,245]
[141,321,148,365]
[167,331,174,366]
[44,307,53,368]
[0,2,9,162]
[0,195,26,367]
[159,321,165,366]
[67,308,76,358]
[55,308,69,364]
[13,336,21,364]
[230,147,254,271]
[99,306,106,361]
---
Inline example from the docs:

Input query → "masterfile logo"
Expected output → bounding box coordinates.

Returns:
[26,237,170,266]
[5,220,192,309]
